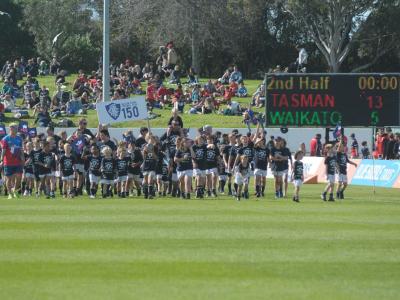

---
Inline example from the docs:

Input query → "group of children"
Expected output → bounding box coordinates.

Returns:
[10,125,358,203]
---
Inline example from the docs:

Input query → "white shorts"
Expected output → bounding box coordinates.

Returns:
[171,173,178,182]
[24,172,34,179]
[39,172,55,179]
[89,174,100,184]
[293,179,303,187]
[272,171,284,177]
[234,174,249,185]
[117,176,128,182]
[177,170,193,179]
[143,171,156,178]
[327,174,336,184]
[62,175,75,181]
[337,174,348,183]
[100,179,114,185]
[254,169,267,177]
[206,168,218,175]
[54,171,61,178]
[219,175,227,181]
[75,164,85,173]
[128,173,141,182]
[193,169,206,177]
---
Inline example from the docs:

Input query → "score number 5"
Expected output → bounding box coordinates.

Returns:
[366,96,383,109]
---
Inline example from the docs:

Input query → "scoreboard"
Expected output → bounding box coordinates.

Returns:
[265,73,400,127]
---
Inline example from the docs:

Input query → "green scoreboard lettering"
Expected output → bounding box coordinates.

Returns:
[265,73,400,127]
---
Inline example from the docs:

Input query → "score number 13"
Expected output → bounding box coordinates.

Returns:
[366,95,383,109]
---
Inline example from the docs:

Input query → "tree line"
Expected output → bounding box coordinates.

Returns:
[1,0,399,77]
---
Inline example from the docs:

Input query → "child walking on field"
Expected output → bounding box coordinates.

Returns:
[321,144,337,202]
[291,150,304,203]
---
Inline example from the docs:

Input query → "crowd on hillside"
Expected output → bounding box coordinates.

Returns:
[0,41,268,130]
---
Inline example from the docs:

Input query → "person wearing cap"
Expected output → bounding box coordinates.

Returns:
[0,123,24,199]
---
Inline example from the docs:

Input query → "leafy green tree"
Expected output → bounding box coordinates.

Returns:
[0,0,34,64]
[19,0,101,71]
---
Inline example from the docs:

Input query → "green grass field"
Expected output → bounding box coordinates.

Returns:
[0,182,399,300]
[1,75,263,128]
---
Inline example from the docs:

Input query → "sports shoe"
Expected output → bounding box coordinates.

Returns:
[236,196,241,202]
[90,195,95,199]
[7,194,13,200]
[13,192,20,199]
[321,193,327,201]
[293,196,299,203]
[23,190,29,197]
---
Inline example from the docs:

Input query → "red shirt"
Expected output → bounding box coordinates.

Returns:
[146,85,157,101]
[1,135,23,166]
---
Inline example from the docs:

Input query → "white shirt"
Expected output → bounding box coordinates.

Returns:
[298,48,308,65]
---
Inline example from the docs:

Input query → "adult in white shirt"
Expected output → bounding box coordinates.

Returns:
[296,45,308,72]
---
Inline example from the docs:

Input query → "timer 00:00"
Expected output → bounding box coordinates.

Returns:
[358,76,398,90]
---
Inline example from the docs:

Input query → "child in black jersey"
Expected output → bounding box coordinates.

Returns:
[38,141,56,198]
[192,136,207,198]
[23,142,34,196]
[253,136,270,198]
[59,143,76,198]
[127,142,143,196]
[116,146,130,198]
[291,151,304,203]
[174,138,195,199]
[142,135,158,199]
[205,136,220,197]
[83,144,102,198]
[234,155,250,201]
[336,143,357,199]
[321,144,337,201]
[100,146,115,198]
[31,138,43,197]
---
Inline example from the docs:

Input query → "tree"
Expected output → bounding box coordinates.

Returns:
[0,0,35,64]
[349,0,400,72]
[281,0,377,72]
[19,0,101,71]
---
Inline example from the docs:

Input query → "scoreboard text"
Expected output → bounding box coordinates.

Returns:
[265,73,400,127]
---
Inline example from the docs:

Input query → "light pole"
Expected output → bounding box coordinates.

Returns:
[102,0,110,102]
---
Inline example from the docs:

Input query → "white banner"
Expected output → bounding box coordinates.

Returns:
[96,97,148,125]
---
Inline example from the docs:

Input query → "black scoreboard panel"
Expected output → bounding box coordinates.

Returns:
[265,73,400,127]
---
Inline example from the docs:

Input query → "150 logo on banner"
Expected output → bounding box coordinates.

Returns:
[105,102,140,120]
[97,97,148,125]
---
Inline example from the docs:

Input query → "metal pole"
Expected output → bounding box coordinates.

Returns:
[102,0,110,102]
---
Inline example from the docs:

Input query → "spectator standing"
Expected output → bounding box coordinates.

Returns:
[350,133,359,158]
[166,42,178,70]
[310,134,322,156]
[296,45,308,72]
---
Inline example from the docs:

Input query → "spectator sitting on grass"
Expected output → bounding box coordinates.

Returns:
[169,65,181,84]
[186,67,198,85]
[252,83,265,108]
[38,60,48,76]
[202,97,216,114]
[2,93,15,111]
[237,82,248,97]
[34,105,52,127]
[142,62,153,80]
[218,68,232,84]
[29,91,40,109]
[229,65,243,84]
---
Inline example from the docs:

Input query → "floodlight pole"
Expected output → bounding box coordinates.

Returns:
[102,0,110,102]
